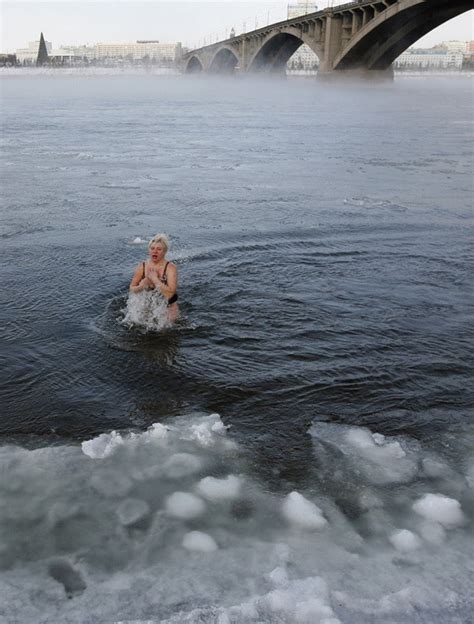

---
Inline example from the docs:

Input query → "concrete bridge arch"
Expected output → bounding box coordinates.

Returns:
[209,46,240,73]
[334,0,474,71]
[185,55,204,73]
[247,27,323,73]
[182,0,474,78]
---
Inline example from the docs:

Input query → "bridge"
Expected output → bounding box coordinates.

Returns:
[182,0,474,78]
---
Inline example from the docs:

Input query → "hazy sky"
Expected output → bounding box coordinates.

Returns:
[1,1,473,52]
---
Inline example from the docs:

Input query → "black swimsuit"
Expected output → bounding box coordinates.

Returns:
[142,261,178,306]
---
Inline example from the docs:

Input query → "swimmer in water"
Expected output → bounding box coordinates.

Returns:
[130,233,179,322]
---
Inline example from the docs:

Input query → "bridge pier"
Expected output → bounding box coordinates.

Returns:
[320,12,343,75]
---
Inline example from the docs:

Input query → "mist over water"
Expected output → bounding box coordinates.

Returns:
[1,74,473,622]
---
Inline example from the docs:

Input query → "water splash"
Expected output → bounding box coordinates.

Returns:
[121,291,172,332]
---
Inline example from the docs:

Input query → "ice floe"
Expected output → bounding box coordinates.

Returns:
[165,492,206,519]
[389,529,421,552]
[412,493,465,528]
[1,413,473,623]
[182,531,218,552]
[196,475,242,501]
[282,491,327,530]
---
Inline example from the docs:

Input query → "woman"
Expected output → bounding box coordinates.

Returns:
[130,233,179,322]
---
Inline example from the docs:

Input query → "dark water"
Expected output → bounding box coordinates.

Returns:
[2,76,472,448]
[1,74,473,623]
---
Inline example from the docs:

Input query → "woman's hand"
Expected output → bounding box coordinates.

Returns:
[139,277,154,289]
[145,264,160,286]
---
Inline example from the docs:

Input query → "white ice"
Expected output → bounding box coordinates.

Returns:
[182,531,218,552]
[412,493,465,528]
[164,453,204,479]
[1,414,473,624]
[310,422,419,486]
[196,475,242,501]
[82,430,124,459]
[389,529,421,552]
[165,492,206,519]
[418,520,446,545]
[282,491,327,530]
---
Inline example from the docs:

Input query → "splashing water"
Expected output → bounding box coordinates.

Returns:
[121,291,172,332]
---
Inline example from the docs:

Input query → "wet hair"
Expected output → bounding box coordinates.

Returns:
[148,233,169,253]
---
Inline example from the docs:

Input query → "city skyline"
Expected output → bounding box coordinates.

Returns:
[1,1,473,53]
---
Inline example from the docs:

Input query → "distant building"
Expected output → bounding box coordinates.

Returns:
[95,41,182,63]
[440,40,468,53]
[287,0,318,19]
[286,1,319,71]
[287,44,319,70]
[16,39,52,64]
[60,45,98,61]
[0,54,17,67]
[395,48,464,69]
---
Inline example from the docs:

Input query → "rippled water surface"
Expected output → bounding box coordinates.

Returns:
[1,74,473,623]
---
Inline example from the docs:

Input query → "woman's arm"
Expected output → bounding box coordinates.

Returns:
[130,263,151,293]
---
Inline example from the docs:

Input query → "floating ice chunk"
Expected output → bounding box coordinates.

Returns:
[196,475,242,501]
[419,520,446,545]
[389,529,421,552]
[163,453,203,479]
[282,492,327,530]
[210,415,227,434]
[148,423,169,440]
[268,566,288,587]
[131,236,147,244]
[412,493,465,528]
[310,423,418,486]
[182,531,218,552]
[82,431,124,459]
[187,414,228,446]
[116,498,150,526]
[347,429,405,458]
[165,492,206,519]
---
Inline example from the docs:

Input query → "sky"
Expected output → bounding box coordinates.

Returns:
[1,1,473,53]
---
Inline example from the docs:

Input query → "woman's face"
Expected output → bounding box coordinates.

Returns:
[149,243,166,262]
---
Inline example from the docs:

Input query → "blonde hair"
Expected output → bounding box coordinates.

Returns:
[148,233,169,253]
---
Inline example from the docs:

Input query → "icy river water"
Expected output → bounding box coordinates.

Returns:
[1,73,473,623]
